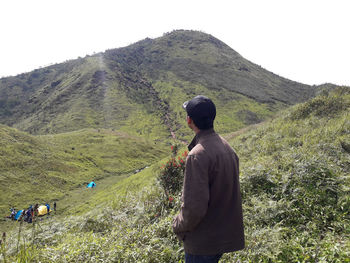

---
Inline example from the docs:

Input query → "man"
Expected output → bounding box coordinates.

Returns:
[10,207,16,220]
[46,203,50,215]
[173,95,245,263]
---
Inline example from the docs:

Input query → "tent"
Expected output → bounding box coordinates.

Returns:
[87,181,96,188]
[38,205,49,216]
[14,210,23,220]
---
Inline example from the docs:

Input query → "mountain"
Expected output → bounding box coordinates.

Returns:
[0,30,319,140]
[0,28,348,261]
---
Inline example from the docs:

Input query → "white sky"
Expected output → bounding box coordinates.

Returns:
[0,0,349,86]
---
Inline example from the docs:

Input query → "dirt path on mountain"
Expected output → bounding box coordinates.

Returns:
[223,122,266,141]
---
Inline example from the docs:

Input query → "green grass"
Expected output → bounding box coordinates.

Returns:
[0,126,169,224]
[2,88,349,262]
[2,162,182,262]
[224,87,350,262]
[1,30,320,141]
[152,71,281,142]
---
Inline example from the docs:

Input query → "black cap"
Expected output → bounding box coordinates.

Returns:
[183,95,216,129]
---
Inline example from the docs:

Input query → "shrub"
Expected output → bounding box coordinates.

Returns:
[157,145,187,197]
[290,94,349,120]
[242,169,278,197]
[280,161,345,231]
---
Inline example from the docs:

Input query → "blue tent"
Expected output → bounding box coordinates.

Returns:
[14,210,23,220]
[87,181,96,188]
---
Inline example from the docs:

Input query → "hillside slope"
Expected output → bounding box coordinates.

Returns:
[3,87,349,262]
[0,125,168,217]
[0,30,318,140]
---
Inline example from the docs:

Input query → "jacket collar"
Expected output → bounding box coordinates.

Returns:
[188,128,215,151]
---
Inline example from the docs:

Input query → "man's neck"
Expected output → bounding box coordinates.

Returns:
[194,128,200,134]
[191,125,200,134]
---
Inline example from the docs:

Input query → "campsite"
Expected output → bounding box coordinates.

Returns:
[4,181,97,223]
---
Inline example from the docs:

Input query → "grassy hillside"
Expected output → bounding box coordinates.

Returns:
[226,87,350,262]
[113,30,316,104]
[0,125,168,219]
[0,30,319,141]
[2,87,348,262]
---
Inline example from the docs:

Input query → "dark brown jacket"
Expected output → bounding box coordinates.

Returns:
[173,129,244,255]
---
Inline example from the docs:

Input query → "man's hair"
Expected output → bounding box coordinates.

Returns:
[182,95,216,130]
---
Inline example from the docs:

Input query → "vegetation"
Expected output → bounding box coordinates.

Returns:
[0,30,319,140]
[0,126,168,221]
[1,88,348,262]
[157,144,187,197]
[226,87,350,262]
[0,29,348,262]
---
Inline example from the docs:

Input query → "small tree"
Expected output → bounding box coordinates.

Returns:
[157,145,187,198]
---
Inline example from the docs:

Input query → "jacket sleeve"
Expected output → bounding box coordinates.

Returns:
[173,153,210,237]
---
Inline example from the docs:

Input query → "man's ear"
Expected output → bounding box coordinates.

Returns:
[187,116,192,125]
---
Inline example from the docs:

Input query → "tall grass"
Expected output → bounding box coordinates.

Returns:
[1,232,6,263]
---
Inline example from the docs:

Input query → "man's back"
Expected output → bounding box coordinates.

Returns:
[173,129,245,255]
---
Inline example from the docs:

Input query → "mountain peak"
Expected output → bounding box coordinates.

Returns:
[0,31,319,136]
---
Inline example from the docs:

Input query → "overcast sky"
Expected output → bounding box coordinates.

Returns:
[0,0,349,86]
